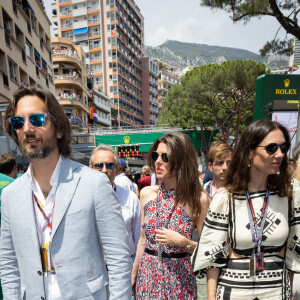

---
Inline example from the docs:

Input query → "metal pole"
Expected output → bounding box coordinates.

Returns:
[296,96,300,144]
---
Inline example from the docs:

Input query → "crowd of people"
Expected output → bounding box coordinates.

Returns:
[0,86,300,300]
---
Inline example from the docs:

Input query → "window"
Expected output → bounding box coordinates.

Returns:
[27,21,31,34]
[31,15,37,34]
[25,40,32,59]
[95,77,102,85]
[8,59,18,81]
[12,0,18,15]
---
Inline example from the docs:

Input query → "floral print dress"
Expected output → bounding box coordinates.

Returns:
[135,183,197,300]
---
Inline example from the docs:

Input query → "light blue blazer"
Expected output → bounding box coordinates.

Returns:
[0,157,132,300]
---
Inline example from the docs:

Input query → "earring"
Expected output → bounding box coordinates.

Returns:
[276,170,280,175]
[248,160,251,168]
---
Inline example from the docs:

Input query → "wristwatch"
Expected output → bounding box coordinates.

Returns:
[185,239,193,251]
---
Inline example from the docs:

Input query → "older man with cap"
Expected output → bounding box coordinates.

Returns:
[115,158,136,192]
[90,145,141,259]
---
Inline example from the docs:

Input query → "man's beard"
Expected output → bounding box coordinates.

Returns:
[19,134,58,160]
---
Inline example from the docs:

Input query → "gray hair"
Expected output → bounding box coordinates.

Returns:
[293,141,300,161]
[90,144,120,166]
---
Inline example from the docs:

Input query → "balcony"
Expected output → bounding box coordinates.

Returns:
[73,20,88,29]
[87,6,99,12]
[61,23,72,29]
[72,7,87,17]
[94,98,111,113]
[52,50,81,64]
[57,95,89,114]
[95,116,111,127]
[74,34,88,42]
[54,75,87,91]
[68,117,83,127]
[72,0,86,3]
[88,18,100,25]
[60,11,72,16]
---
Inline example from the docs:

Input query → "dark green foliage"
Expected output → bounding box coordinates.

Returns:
[157,60,268,149]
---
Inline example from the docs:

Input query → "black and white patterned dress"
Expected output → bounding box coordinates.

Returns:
[192,180,300,300]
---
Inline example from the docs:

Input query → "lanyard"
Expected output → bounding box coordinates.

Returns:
[33,192,55,231]
[209,181,213,201]
[246,187,270,250]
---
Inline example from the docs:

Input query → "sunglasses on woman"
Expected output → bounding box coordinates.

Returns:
[257,142,289,155]
[9,113,50,130]
[93,163,115,171]
[151,151,168,163]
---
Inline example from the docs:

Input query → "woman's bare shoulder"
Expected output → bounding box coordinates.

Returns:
[200,190,210,207]
[140,185,159,206]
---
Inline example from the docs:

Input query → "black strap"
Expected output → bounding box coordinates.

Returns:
[144,248,188,258]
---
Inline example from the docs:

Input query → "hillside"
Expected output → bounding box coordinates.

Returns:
[145,40,288,70]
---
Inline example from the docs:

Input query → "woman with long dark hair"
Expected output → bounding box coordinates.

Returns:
[132,132,209,299]
[192,119,300,299]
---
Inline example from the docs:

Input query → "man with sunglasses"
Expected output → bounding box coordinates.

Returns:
[90,144,141,260]
[0,87,132,300]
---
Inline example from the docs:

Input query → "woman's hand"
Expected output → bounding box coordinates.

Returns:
[131,272,137,288]
[155,228,187,247]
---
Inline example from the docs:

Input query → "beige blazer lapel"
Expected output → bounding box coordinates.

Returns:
[18,175,41,261]
[51,158,80,238]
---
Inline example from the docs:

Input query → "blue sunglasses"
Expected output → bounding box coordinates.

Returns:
[9,113,50,130]
[93,163,115,170]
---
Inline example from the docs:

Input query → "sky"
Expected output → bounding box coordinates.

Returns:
[45,0,289,55]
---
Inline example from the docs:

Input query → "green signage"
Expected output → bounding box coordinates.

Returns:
[254,74,300,120]
[95,130,218,152]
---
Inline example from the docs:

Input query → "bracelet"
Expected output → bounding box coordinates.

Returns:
[184,239,193,251]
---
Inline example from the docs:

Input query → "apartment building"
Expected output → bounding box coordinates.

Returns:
[52,0,144,128]
[141,57,158,126]
[289,37,300,66]
[0,0,54,117]
[52,37,111,129]
[156,60,181,111]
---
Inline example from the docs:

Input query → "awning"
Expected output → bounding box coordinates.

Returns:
[73,28,88,35]
[34,49,40,59]
[90,37,101,41]
[25,38,32,46]
[42,59,47,67]
[26,0,35,15]
[62,63,76,69]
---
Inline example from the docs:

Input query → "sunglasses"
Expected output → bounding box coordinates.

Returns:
[93,163,115,170]
[257,142,289,155]
[9,113,50,130]
[151,151,168,163]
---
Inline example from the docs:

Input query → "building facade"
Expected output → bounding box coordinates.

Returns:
[52,0,144,128]
[289,37,300,66]
[156,60,181,111]
[141,57,158,126]
[52,37,111,129]
[0,0,54,117]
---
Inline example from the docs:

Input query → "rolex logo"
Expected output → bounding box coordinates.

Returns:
[123,136,130,144]
[284,79,291,88]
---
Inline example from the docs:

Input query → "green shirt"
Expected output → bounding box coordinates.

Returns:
[0,173,14,198]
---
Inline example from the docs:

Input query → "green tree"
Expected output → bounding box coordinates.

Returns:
[157,60,267,149]
[199,0,300,55]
